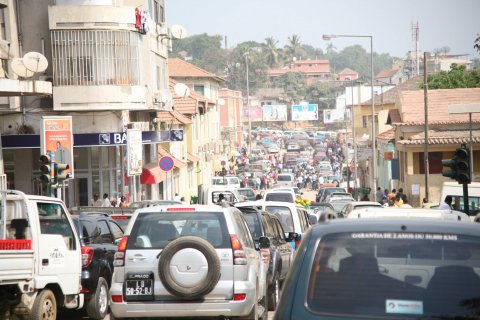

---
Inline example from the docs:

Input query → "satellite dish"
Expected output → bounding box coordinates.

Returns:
[0,40,13,59]
[10,58,34,78]
[23,52,48,73]
[174,82,190,98]
[170,25,187,40]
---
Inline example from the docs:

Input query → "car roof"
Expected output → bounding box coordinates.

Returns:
[311,217,479,236]
[350,201,382,207]
[345,207,471,222]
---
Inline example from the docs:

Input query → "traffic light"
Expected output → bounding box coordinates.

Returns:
[39,154,53,184]
[55,163,70,185]
[442,146,470,184]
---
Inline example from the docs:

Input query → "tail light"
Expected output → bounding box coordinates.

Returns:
[230,235,247,265]
[81,246,94,267]
[113,236,129,267]
[260,248,270,265]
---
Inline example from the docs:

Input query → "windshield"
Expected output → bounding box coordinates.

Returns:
[277,175,292,182]
[265,206,294,233]
[237,189,256,201]
[307,232,480,318]
[265,193,294,203]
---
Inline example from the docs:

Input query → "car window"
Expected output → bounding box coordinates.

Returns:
[272,218,287,243]
[277,175,292,182]
[242,213,262,240]
[38,202,76,250]
[237,189,256,200]
[109,220,124,241]
[95,220,113,244]
[227,177,240,185]
[127,212,229,249]
[307,232,480,318]
[265,193,294,203]
[297,209,309,231]
[261,214,275,238]
[233,212,255,249]
[265,206,294,233]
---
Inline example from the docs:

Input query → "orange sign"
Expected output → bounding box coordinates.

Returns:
[41,116,74,178]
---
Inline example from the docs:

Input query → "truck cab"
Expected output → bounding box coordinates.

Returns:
[0,190,83,319]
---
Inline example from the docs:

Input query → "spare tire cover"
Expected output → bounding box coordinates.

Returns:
[158,236,221,299]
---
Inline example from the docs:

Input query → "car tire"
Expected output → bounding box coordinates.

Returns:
[159,236,221,299]
[259,291,268,320]
[29,289,56,320]
[268,276,280,311]
[86,277,109,320]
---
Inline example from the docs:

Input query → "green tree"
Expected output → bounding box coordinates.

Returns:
[284,35,302,63]
[273,72,307,104]
[424,64,480,89]
[264,37,280,68]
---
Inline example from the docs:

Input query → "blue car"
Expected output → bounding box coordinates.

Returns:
[274,218,480,319]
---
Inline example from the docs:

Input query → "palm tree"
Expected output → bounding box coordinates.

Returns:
[285,34,301,62]
[264,37,280,68]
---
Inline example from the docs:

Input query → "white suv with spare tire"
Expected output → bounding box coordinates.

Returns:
[109,204,269,319]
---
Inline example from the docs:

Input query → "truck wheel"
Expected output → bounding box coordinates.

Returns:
[86,277,109,320]
[268,276,280,311]
[29,289,56,320]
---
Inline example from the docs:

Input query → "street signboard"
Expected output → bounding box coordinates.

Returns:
[159,156,174,172]
[357,147,372,161]
[127,129,143,176]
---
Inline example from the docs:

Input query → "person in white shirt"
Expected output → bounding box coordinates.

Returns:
[174,193,181,201]
[102,193,112,207]
[438,195,453,210]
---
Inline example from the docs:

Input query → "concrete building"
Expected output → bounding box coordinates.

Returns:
[0,0,174,207]
[218,88,244,158]
[267,59,330,85]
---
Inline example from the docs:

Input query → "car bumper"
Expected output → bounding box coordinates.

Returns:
[110,283,256,318]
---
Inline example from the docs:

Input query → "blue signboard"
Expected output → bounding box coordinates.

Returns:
[2,130,174,149]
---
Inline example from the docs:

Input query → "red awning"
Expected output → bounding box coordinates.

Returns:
[140,162,166,184]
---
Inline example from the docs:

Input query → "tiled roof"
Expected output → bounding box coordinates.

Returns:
[375,69,400,79]
[169,80,215,115]
[399,88,480,125]
[376,128,395,141]
[338,68,357,75]
[168,58,225,82]
[397,130,480,145]
[360,76,423,106]
[156,110,192,125]
[386,109,402,125]
[158,145,187,169]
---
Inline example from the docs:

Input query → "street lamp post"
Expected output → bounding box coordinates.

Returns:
[245,52,251,155]
[323,34,376,196]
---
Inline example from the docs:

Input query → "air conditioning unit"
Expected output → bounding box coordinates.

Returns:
[153,89,173,111]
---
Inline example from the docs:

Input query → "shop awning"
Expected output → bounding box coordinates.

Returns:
[187,152,200,163]
[140,162,166,184]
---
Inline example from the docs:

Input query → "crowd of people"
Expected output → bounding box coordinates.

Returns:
[90,193,128,208]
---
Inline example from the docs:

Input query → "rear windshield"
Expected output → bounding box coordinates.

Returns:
[277,175,293,182]
[265,193,294,203]
[127,212,230,249]
[237,189,256,200]
[242,213,262,240]
[265,206,293,233]
[307,232,480,318]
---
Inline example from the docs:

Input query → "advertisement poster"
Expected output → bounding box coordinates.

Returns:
[263,105,287,121]
[127,129,143,176]
[41,116,74,178]
[291,103,318,121]
[242,106,262,122]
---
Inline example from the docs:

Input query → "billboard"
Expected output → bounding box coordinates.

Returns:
[262,105,287,121]
[323,109,348,124]
[291,103,318,121]
[242,106,262,122]
[41,116,74,179]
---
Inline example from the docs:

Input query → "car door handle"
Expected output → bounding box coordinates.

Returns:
[128,255,146,262]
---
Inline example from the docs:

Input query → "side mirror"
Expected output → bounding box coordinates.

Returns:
[258,236,270,249]
[308,214,318,225]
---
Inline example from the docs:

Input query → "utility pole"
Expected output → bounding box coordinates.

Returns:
[245,52,251,156]
[424,52,430,202]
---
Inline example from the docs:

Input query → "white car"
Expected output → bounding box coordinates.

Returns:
[286,142,300,151]
[345,207,471,222]
[267,144,280,153]
[339,201,384,217]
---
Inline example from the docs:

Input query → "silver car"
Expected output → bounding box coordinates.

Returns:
[109,204,269,319]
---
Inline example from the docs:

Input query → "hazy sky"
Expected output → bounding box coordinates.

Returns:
[166,0,479,59]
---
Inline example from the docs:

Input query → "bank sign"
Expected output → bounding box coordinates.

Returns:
[1,130,180,149]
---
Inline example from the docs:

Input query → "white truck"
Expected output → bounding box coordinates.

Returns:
[0,190,83,319]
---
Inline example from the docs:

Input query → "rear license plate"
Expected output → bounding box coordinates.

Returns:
[124,272,154,301]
